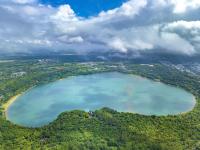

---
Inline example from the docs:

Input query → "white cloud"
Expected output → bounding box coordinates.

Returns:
[108,38,127,52]
[98,0,147,22]
[68,36,84,43]
[0,0,200,56]
[150,0,200,14]
[51,5,77,22]
[169,0,200,14]
[100,0,147,17]
[158,32,195,55]
[58,35,84,43]
[164,20,200,29]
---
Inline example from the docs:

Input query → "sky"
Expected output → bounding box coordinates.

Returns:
[40,0,127,17]
[0,0,200,56]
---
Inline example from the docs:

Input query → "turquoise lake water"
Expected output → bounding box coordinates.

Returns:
[7,72,196,127]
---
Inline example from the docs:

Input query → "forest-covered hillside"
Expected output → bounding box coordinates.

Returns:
[0,60,200,150]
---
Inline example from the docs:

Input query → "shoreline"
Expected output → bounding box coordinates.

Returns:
[179,96,197,115]
[1,73,197,121]
[2,94,21,119]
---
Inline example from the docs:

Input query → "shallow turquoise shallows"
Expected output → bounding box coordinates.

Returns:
[7,72,195,127]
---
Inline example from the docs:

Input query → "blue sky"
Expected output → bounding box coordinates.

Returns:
[40,0,127,17]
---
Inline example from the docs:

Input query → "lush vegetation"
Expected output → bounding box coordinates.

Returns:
[0,59,200,149]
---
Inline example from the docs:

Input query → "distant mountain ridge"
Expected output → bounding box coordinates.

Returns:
[1,51,200,64]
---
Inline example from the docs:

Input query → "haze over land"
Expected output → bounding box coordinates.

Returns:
[0,0,200,57]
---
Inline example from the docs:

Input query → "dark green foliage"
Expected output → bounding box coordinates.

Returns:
[0,60,200,149]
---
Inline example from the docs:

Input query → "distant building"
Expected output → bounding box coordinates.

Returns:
[11,72,26,78]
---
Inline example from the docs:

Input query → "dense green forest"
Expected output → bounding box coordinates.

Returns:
[0,59,200,149]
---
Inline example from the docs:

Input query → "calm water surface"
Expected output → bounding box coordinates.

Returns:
[7,72,195,127]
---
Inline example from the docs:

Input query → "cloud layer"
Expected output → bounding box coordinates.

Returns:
[0,0,200,55]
